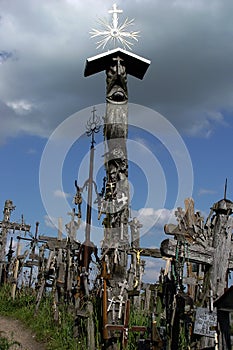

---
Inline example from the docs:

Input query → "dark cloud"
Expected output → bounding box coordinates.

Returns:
[0,0,232,141]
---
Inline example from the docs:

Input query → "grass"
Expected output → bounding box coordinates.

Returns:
[0,332,21,349]
[0,284,151,350]
[0,284,89,350]
[127,305,150,350]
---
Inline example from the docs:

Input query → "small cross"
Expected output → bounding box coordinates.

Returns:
[112,56,124,75]
[117,192,128,206]
[107,297,115,312]
[108,4,123,29]
[118,279,129,296]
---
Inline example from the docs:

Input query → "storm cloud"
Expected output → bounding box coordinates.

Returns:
[0,0,232,142]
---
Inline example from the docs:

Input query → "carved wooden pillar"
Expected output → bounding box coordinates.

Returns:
[102,56,130,286]
[84,48,150,345]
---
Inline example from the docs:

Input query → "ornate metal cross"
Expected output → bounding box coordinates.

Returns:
[86,106,101,148]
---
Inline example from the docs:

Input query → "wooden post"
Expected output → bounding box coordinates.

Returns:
[87,301,95,350]
[35,250,55,314]
[11,241,21,300]
[0,201,30,284]
[102,261,110,340]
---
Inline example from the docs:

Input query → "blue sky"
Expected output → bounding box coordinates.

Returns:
[1,0,233,281]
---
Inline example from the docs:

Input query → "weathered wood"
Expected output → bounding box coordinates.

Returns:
[24,260,39,267]
[87,301,95,350]
[162,196,233,349]
[35,250,55,314]
[102,261,110,340]
[11,242,21,300]
[39,235,80,251]
[160,238,214,265]
[0,200,30,283]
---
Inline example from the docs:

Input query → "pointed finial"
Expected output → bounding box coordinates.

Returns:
[224,178,227,200]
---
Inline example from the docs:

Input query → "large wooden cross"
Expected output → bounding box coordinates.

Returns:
[0,200,31,283]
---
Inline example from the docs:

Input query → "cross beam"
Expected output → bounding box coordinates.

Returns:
[161,238,214,265]
[128,247,161,259]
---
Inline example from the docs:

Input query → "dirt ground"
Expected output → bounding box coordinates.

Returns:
[0,315,46,350]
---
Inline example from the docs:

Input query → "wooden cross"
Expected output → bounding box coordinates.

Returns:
[161,197,233,348]
[102,260,111,340]
[119,279,129,296]
[0,200,31,283]
[105,299,146,348]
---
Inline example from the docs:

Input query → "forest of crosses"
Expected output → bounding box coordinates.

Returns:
[1,4,233,350]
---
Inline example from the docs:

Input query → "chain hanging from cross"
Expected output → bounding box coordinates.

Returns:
[86,106,101,148]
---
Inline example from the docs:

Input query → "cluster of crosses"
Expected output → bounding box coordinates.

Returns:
[0,4,233,350]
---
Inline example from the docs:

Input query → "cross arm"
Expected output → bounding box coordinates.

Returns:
[0,221,31,232]
[160,238,214,265]
[128,248,161,258]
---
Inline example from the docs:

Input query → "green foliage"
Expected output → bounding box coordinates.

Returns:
[0,284,152,350]
[127,305,150,350]
[0,284,88,350]
[0,332,21,350]
[178,322,188,350]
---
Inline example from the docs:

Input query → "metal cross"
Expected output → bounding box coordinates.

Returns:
[108,3,123,29]
[86,107,101,148]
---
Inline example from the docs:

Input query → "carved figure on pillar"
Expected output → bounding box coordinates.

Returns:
[85,4,150,345]
[103,55,130,247]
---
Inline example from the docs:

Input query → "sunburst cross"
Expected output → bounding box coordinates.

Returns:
[90,3,140,51]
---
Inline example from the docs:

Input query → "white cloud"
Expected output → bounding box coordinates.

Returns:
[142,257,166,283]
[198,188,217,196]
[44,215,56,229]
[133,207,176,229]
[7,100,34,115]
[54,189,71,199]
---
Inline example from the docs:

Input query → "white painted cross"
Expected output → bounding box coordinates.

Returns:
[118,279,129,296]
[108,3,123,29]
[117,192,128,206]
